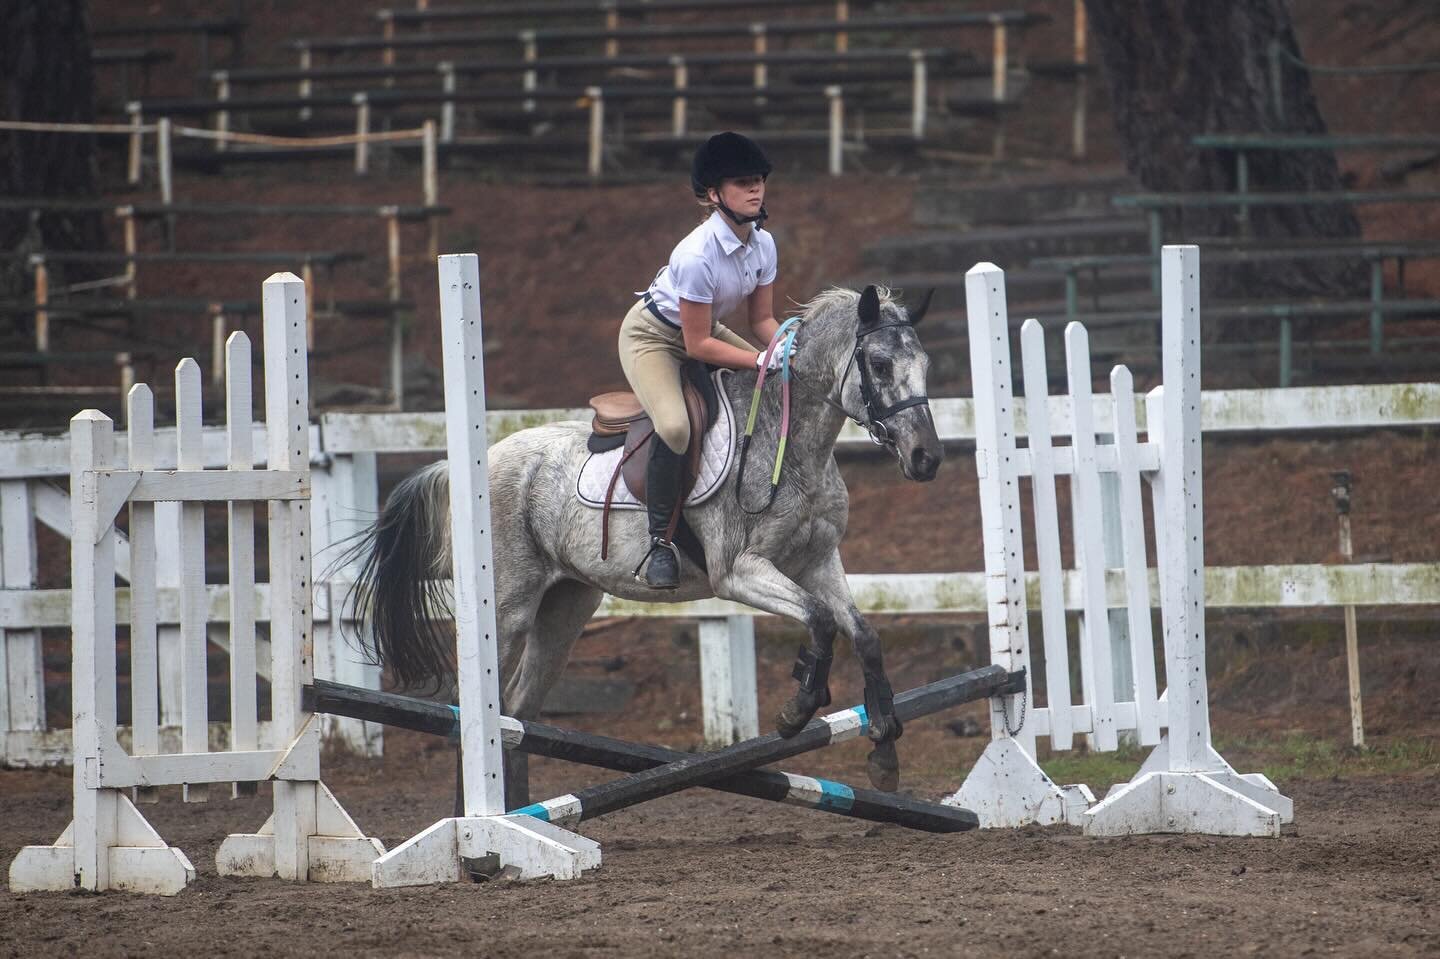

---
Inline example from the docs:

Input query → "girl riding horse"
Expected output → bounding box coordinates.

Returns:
[623,131,792,589]
[345,136,942,807]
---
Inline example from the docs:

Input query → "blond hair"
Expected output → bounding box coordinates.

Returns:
[696,192,717,220]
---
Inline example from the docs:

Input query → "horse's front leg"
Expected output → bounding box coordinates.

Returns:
[712,551,838,738]
[800,550,903,792]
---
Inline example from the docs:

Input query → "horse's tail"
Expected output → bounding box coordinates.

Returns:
[338,460,456,691]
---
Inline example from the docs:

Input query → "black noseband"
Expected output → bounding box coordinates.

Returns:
[843,321,930,447]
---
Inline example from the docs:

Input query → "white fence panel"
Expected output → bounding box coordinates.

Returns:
[227,333,260,795]
[1065,322,1118,752]
[1,480,42,739]
[176,360,210,803]
[1019,320,1073,751]
[1111,367,1160,746]
[127,386,161,804]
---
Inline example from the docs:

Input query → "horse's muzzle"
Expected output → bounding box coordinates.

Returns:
[909,446,942,482]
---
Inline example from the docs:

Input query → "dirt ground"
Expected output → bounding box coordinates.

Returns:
[3,740,1438,958]
[3,611,1439,958]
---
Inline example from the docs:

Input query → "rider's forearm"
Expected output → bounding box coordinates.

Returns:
[750,315,781,344]
[684,334,760,370]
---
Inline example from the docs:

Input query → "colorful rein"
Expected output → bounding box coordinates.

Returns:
[736,318,800,514]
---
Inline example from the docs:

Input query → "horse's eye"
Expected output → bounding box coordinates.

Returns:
[870,357,892,378]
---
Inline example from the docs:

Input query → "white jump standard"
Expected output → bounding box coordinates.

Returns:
[945,246,1293,837]
[8,273,382,896]
[368,254,602,886]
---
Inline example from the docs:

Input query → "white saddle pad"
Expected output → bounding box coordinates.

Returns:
[576,370,736,511]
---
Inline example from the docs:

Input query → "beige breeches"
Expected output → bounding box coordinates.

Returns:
[617,298,751,452]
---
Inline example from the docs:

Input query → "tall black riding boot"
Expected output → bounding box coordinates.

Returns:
[640,437,684,589]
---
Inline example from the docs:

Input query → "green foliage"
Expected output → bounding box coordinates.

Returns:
[1035,734,1439,792]
[1039,741,1146,791]
[1215,733,1440,782]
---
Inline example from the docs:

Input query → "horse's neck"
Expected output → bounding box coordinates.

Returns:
[789,376,849,467]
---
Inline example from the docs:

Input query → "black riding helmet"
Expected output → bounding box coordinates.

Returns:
[691,131,771,226]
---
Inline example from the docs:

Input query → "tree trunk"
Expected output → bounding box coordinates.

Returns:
[1084,0,1363,299]
[1,0,103,302]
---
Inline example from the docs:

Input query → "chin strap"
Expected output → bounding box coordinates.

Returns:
[717,199,768,227]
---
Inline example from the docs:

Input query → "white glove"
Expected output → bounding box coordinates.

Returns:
[755,341,800,372]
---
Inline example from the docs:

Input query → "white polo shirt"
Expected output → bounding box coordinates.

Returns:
[642,211,777,328]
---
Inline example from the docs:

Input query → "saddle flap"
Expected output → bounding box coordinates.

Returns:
[619,377,709,504]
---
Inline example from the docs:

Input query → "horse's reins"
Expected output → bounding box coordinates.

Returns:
[736,317,800,514]
[736,316,930,512]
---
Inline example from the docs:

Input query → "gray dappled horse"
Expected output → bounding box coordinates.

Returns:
[345,285,942,807]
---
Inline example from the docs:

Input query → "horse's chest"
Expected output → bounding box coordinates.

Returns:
[769,501,846,563]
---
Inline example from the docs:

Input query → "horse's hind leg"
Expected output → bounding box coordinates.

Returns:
[499,578,606,810]
[801,550,903,792]
[712,552,839,739]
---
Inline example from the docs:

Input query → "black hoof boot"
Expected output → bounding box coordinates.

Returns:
[777,646,833,737]
[776,686,831,738]
[641,539,680,589]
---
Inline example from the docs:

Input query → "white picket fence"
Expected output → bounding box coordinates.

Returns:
[9,273,381,894]
[0,424,384,767]
[945,248,1296,834]
[3,311,1439,768]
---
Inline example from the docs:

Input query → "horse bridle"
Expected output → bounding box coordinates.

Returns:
[839,321,931,448]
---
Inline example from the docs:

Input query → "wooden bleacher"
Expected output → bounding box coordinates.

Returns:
[292,11,1045,60]
[0,190,449,409]
[9,0,1103,417]
[92,16,247,87]
[92,48,175,104]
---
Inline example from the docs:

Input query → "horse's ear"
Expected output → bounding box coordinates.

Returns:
[858,285,881,329]
[909,288,935,326]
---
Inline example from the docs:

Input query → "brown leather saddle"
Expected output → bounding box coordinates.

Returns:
[588,360,720,561]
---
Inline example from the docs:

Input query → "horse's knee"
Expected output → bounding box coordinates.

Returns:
[805,601,838,644]
[851,617,881,656]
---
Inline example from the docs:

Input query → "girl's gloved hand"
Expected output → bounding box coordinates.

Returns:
[755,340,800,372]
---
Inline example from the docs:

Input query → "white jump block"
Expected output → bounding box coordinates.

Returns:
[952,248,1296,840]
[9,797,196,896]
[1083,734,1293,837]
[1084,771,1283,837]
[369,256,603,889]
[216,781,384,883]
[8,273,385,898]
[945,737,1092,828]
[371,815,601,887]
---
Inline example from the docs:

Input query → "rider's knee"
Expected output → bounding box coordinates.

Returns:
[653,409,690,453]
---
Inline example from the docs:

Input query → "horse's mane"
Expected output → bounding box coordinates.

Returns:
[786,286,908,360]
[788,285,902,326]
